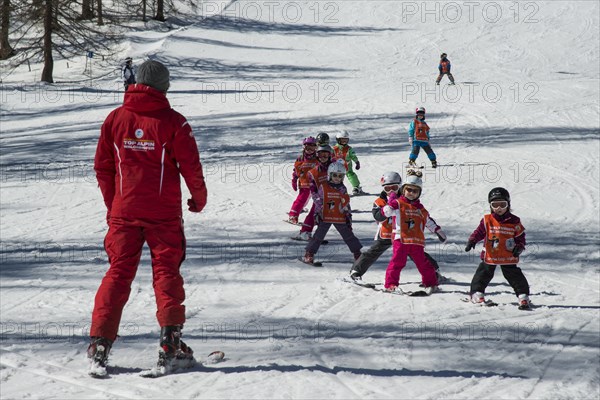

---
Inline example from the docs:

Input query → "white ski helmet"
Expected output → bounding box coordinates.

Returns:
[327,160,346,181]
[415,106,426,115]
[380,171,402,186]
[335,130,350,144]
[316,144,333,154]
[402,174,423,198]
[336,130,350,140]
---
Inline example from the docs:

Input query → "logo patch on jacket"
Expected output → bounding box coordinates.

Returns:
[135,129,144,139]
[124,137,155,151]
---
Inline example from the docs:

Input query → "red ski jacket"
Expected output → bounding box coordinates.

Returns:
[94,84,207,220]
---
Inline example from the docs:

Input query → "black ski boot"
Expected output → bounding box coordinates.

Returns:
[156,325,195,375]
[87,337,113,377]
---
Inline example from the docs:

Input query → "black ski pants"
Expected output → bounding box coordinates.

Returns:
[470,262,529,296]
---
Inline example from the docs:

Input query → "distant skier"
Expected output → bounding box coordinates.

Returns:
[464,187,531,309]
[436,53,455,85]
[288,137,318,224]
[408,107,437,168]
[333,130,364,195]
[122,57,136,91]
[384,169,439,293]
[302,161,362,266]
[349,171,447,282]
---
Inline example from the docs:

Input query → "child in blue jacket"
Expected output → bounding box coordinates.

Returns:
[408,107,437,168]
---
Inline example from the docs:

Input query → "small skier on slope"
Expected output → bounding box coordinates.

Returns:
[465,187,531,309]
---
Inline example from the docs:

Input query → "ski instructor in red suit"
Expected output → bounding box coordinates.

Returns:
[87,60,207,372]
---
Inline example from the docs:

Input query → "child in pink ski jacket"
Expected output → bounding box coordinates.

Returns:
[288,137,318,224]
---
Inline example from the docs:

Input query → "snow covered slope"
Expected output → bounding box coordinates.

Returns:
[1,1,599,398]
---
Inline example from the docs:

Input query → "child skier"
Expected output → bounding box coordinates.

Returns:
[436,53,455,85]
[333,130,364,195]
[293,144,335,241]
[288,137,318,224]
[464,187,531,309]
[350,171,447,282]
[408,107,437,168]
[122,57,136,91]
[303,161,362,266]
[384,170,439,293]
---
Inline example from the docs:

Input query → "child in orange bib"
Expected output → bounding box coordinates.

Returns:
[303,161,362,265]
[464,187,531,309]
[384,170,439,292]
[288,136,318,224]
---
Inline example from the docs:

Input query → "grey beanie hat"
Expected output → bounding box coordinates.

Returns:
[137,60,170,92]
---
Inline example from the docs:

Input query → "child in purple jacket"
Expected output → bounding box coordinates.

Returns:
[465,187,531,309]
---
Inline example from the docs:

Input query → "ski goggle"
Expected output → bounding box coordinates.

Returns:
[304,143,317,147]
[330,173,345,179]
[404,186,420,194]
[490,200,508,209]
[383,184,399,192]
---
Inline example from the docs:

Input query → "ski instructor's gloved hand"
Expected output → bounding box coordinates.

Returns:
[355,161,361,170]
[464,240,475,252]
[292,178,298,192]
[187,198,205,213]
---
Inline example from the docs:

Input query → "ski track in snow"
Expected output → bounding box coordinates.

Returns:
[1,1,599,399]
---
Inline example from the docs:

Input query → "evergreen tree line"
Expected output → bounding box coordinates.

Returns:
[0,0,201,82]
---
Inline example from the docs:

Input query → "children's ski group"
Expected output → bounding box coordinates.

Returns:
[86,55,532,377]
[286,52,531,310]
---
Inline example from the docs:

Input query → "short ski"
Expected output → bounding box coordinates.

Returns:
[378,287,431,297]
[205,351,225,364]
[290,237,328,245]
[339,276,377,289]
[140,350,224,378]
[461,297,498,307]
[88,362,108,379]
[297,258,323,267]
[434,162,490,167]
[517,302,534,311]
[283,219,302,226]
[140,357,195,378]
[341,278,433,296]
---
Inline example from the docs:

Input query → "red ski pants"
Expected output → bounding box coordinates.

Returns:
[90,217,186,341]
[385,241,438,288]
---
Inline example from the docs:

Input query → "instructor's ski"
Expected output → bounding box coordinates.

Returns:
[140,350,224,378]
